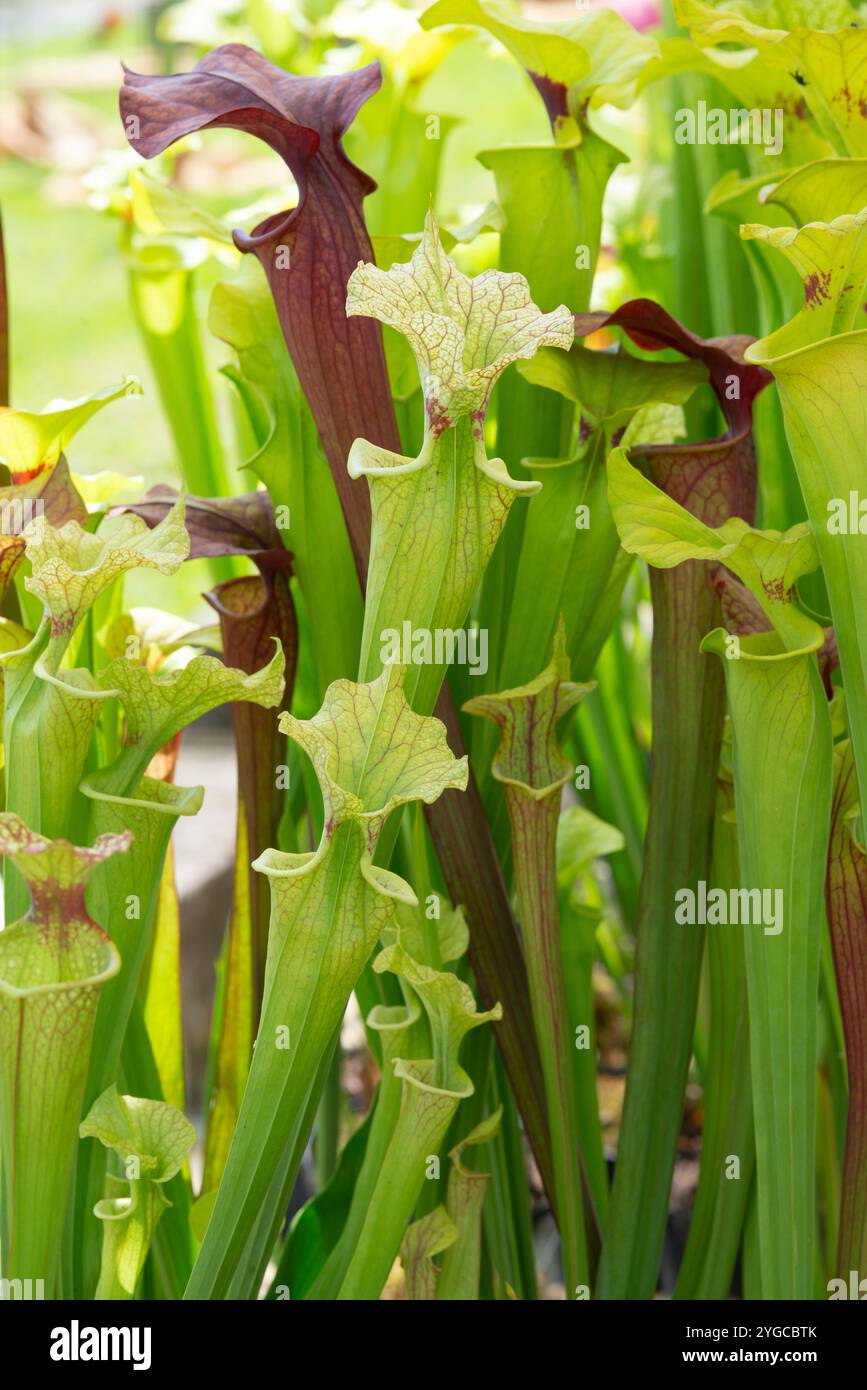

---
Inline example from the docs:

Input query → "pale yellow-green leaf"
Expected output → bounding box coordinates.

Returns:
[80,1084,195,1184]
[99,641,284,758]
[375,940,501,1093]
[742,207,867,348]
[346,209,572,425]
[675,0,867,156]
[607,445,822,652]
[557,805,626,886]
[278,662,468,829]
[401,1204,459,1299]
[0,379,141,480]
[24,496,188,646]
[421,0,659,113]
[449,1105,503,1173]
[520,345,705,440]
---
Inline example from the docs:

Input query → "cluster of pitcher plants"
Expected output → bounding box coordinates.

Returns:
[1,0,866,1301]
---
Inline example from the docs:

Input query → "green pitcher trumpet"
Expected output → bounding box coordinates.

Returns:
[186,663,468,1300]
[436,1107,502,1301]
[401,1206,459,1301]
[421,0,661,646]
[465,619,595,1293]
[80,1086,196,1301]
[1,496,188,923]
[0,814,128,1298]
[346,208,573,715]
[336,939,501,1300]
[305,898,469,1299]
[742,198,867,819]
[609,444,833,1299]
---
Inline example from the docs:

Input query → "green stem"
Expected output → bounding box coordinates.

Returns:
[315,1044,342,1190]
[826,741,867,1277]
[705,632,832,1298]
[597,558,728,1298]
[437,1109,500,1300]
[598,422,757,1298]
[128,256,231,501]
[507,786,588,1293]
[93,1178,168,1301]
[675,778,754,1299]
[308,1002,422,1298]
[336,1061,463,1300]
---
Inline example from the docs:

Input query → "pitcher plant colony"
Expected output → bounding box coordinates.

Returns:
[1,0,867,1302]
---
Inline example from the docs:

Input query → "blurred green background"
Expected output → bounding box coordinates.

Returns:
[0,0,555,483]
